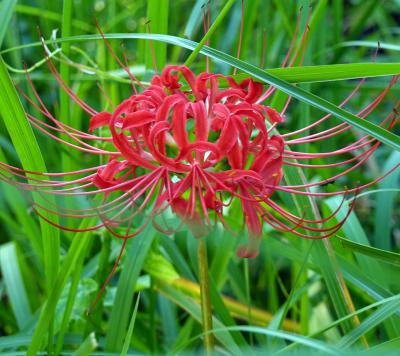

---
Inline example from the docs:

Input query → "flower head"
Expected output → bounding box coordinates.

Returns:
[1,36,399,260]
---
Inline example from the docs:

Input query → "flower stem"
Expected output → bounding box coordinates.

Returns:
[197,236,214,354]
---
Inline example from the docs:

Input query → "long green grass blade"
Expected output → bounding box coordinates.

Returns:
[5,34,398,150]
[234,63,400,83]
[0,57,60,291]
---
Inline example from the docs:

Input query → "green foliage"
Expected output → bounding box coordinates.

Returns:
[0,0,399,354]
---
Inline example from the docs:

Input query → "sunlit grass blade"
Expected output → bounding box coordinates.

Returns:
[0,57,60,291]
[234,63,400,83]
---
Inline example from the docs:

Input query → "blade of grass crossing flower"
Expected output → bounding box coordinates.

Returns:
[27,217,95,356]
[146,0,168,71]
[4,40,400,83]
[121,293,141,356]
[0,57,60,291]
[29,33,400,148]
[104,225,155,352]
[0,242,32,330]
[247,63,400,83]
[0,0,17,46]
[374,152,400,250]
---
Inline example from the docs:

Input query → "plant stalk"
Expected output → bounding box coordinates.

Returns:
[197,236,214,354]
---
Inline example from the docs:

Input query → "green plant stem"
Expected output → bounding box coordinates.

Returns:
[197,237,214,354]
[244,259,253,346]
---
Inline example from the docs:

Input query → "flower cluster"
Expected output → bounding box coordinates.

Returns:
[1,57,398,258]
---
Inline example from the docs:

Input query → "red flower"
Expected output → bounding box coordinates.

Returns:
[1,58,399,258]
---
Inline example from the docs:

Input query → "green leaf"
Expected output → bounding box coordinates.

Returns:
[234,63,400,83]
[71,332,97,356]
[338,298,400,348]
[0,242,32,330]
[337,236,400,267]
[4,33,398,150]
[0,56,60,291]
[121,293,141,356]
[26,218,94,356]
[0,0,17,46]
[374,152,400,250]
[146,0,169,70]
[105,225,156,352]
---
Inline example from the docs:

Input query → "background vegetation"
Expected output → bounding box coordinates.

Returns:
[0,0,399,354]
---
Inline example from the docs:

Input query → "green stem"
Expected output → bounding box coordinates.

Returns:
[197,237,214,354]
[244,259,253,346]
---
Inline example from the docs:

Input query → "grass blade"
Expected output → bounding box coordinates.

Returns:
[121,293,141,356]
[105,225,155,352]
[6,34,398,150]
[0,57,60,291]
[0,0,17,46]
[0,242,32,330]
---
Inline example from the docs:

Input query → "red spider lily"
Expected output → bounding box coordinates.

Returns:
[1,55,399,259]
[1,7,399,260]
